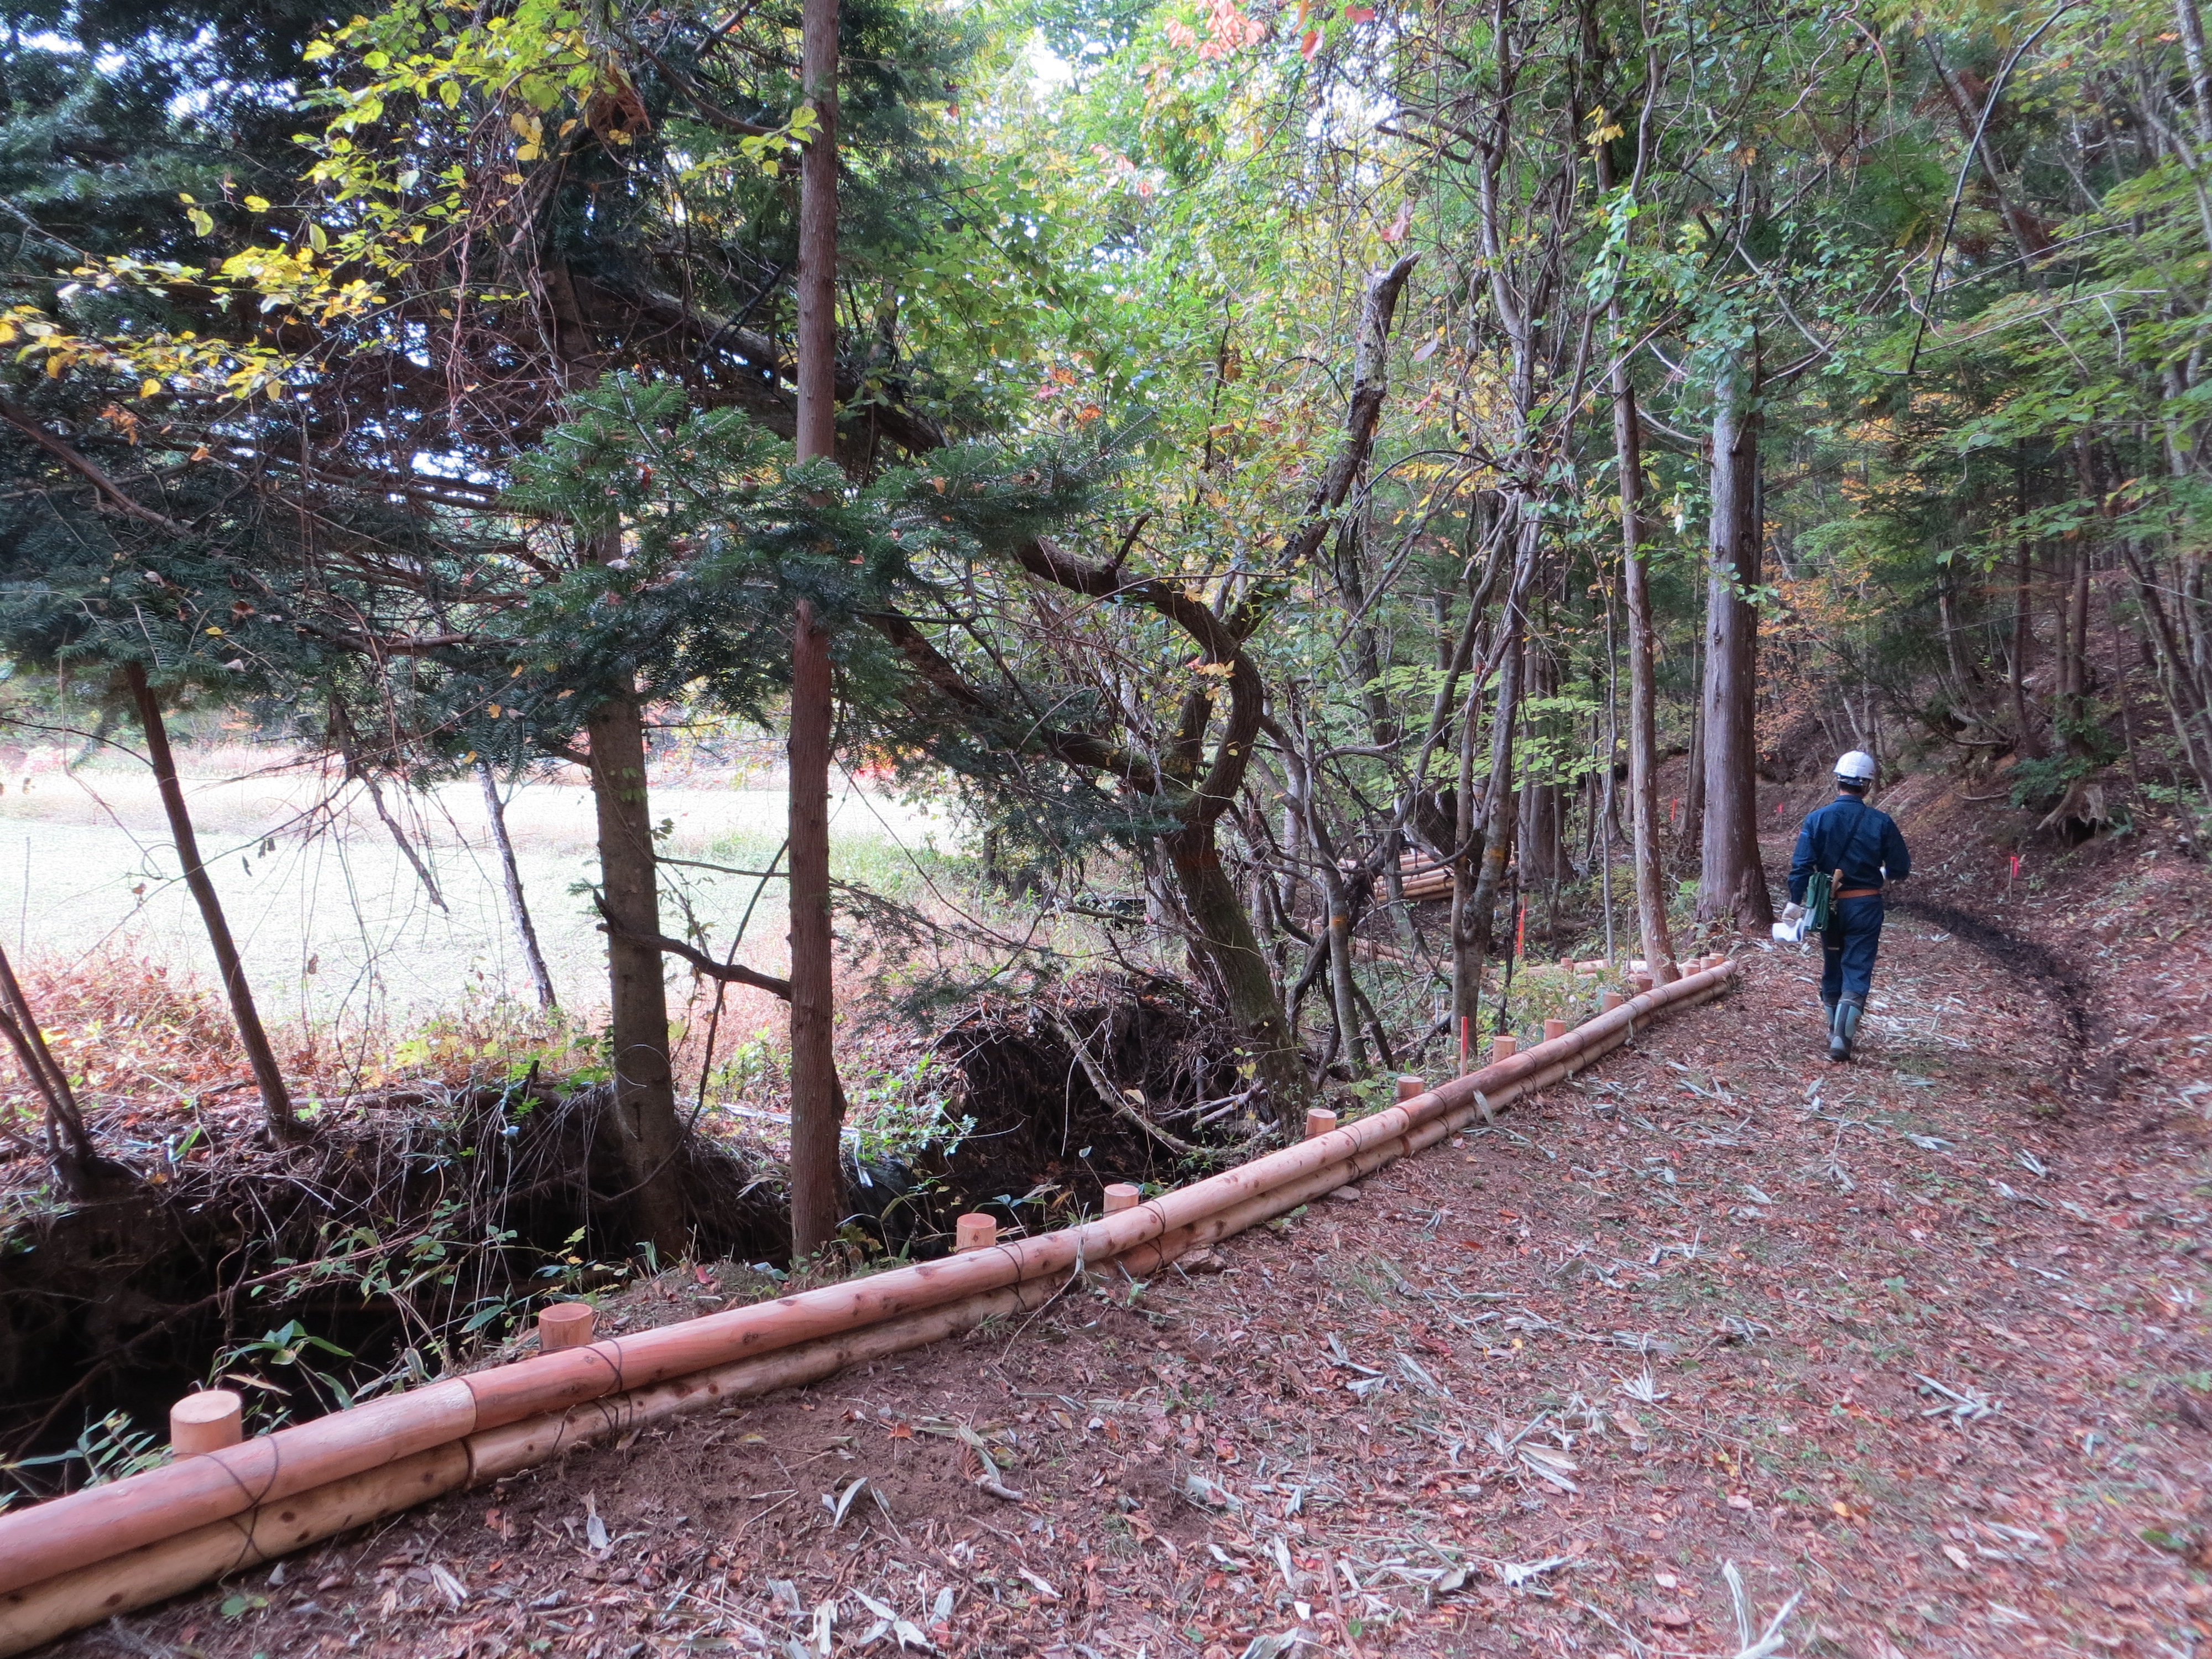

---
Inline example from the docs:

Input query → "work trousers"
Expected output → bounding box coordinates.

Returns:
[1820,894,1885,1005]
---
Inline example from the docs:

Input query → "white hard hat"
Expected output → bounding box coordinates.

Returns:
[1834,750,1876,782]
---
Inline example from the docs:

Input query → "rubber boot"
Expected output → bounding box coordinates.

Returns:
[1829,998,1863,1063]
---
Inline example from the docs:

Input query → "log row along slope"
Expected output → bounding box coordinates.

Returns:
[0,963,1739,1657]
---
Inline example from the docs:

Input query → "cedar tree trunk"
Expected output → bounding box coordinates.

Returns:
[1696,345,1774,931]
[786,0,846,1260]
[588,692,686,1250]
[1613,373,1678,982]
[787,601,841,1256]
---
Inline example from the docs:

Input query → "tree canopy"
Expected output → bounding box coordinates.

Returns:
[4,0,2208,1241]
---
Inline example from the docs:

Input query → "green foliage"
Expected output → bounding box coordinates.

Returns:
[2008,755,2094,811]
[1,1408,166,1504]
[846,1051,971,1164]
[207,1321,356,1423]
[494,373,1113,769]
[7,0,2212,1211]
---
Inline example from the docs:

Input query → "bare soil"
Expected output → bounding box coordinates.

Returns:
[43,800,2212,1659]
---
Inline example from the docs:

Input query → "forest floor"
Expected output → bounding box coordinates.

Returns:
[50,808,2212,1659]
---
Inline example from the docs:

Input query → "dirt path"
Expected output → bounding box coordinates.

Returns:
[54,884,2212,1659]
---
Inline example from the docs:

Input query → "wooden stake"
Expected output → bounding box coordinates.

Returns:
[1394,1076,1425,1102]
[538,1304,596,1352]
[954,1214,997,1253]
[1304,1108,1338,1140]
[1102,1183,1141,1214]
[1543,1019,1568,1042]
[169,1392,241,1458]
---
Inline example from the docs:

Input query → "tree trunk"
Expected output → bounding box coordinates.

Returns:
[787,601,842,1257]
[1167,821,1309,1119]
[587,692,686,1251]
[1322,858,1366,1075]
[1332,513,1397,749]
[1516,640,1561,886]
[2059,437,2109,750]
[0,937,117,1193]
[1452,519,1536,1048]
[1459,668,1521,1021]
[539,257,688,1241]
[1697,345,1774,931]
[2011,537,2044,758]
[2178,0,2212,148]
[1448,694,1481,1070]
[787,0,846,1261]
[476,760,557,1011]
[125,662,296,1137]
[1517,779,1559,888]
[1613,373,1678,983]
[1937,573,1978,706]
[1680,654,1705,860]
[2064,545,2093,745]
[795,0,839,462]
[2117,541,2212,817]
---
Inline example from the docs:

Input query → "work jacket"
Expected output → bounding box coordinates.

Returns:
[1788,794,1911,904]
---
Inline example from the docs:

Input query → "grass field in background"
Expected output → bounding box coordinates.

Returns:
[0,749,964,1044]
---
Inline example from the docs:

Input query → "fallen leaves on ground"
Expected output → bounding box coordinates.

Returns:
[49,816,2212,1658]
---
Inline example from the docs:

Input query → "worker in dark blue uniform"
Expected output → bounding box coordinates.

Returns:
[1787,751,1911,1062]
